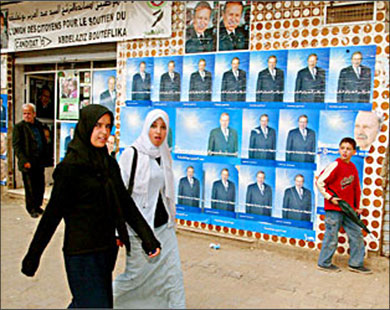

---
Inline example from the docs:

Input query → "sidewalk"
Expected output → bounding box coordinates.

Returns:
[1,191,389,309]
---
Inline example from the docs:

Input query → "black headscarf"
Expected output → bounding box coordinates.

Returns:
[62,104,131,253]
[63,104,112,169]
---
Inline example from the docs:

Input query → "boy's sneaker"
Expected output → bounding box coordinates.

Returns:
[317,264,341,272]
[348,265,373,274]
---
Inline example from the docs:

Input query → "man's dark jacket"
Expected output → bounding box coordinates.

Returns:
[132,72,151,101]
[221,69,246,102]
[256,68,284,102]
[337,65,371,103]
[12,119,49,172]
[185,26,216,53]
[294,66,326,102]
[189,70,212,101]
[218,21,248,51]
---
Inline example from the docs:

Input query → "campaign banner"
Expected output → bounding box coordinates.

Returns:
[1,1,172,52]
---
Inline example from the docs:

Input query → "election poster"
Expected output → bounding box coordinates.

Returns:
[58,71,79,120]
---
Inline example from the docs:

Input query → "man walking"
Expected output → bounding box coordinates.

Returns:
[12,103,49,218]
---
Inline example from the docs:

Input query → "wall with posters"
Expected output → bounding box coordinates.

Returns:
[113,1,389,254]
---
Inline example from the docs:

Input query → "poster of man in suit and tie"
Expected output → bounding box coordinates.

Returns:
[152,56,183,102]
[276,110,319,163]
[176,163,202,208]
[326,45,375,104]
[244,110,278,160]
[126,57,153,102]
[175,108,242,157]
[240,167,275,217]
[59,123,76,161]
[207,112,239,157]
[218,1,250,51]
[203,163,238,213]
[93,70,117,114]
[285,48,329,103]
[274,168,314,224]
[182,54,214,102]
[132,61,151,101]
[247,50,287,102]
[185,1,217,54]
[213,52,249,102]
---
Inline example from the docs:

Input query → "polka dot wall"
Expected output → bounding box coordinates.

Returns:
[115,1,389,254]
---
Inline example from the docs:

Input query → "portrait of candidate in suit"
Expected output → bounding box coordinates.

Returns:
[211,168,236,211]
[208,112,238,157]
[282,174,312,222]
[354,111,382,151]
[245,170,273,216]
[294,53,326,103]
[218,1,249,51]
[178,165,201,207]
[286,114,316,163]
[221,57,247,102]
[132,61,151,101]
[64,127,74,154]
[99,76,116,113]
[249,113,276,160]
[159,60,181,101]
[337,51,372,103]
[256,55,284,102]
[189,58,212,101]
[185,1,216,54]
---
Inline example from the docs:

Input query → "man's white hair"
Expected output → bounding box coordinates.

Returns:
[23,103,36,113]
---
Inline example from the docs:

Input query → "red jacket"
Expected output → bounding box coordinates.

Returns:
[316,158,361,212]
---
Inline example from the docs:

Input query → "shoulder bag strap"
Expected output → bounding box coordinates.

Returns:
[128,146,138,195]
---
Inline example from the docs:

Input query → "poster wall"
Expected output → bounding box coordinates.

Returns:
[1,1,172,52]
[120,42,378,241]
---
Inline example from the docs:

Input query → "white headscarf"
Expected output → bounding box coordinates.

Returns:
[132,109,175,213]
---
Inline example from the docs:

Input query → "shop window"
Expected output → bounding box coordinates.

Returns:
[93,60,116,68]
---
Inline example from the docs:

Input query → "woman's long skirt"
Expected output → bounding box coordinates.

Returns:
[113,224,186,309]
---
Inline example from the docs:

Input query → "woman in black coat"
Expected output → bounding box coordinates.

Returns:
[21,105,160,308]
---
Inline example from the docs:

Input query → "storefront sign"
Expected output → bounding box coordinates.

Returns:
[1,1,172,52]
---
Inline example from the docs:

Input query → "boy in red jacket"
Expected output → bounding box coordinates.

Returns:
[316,137,372,274]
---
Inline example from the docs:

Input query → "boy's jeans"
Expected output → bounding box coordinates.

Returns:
[318,210,365,268]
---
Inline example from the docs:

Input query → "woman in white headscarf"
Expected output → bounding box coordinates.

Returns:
[113,109,186,309]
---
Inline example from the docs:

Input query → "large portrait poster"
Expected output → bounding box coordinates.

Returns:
[184,1,251,54]
[93,69,117,114]
[58,71,79,120]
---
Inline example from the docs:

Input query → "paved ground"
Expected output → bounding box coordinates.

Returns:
[1,191,389,309]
